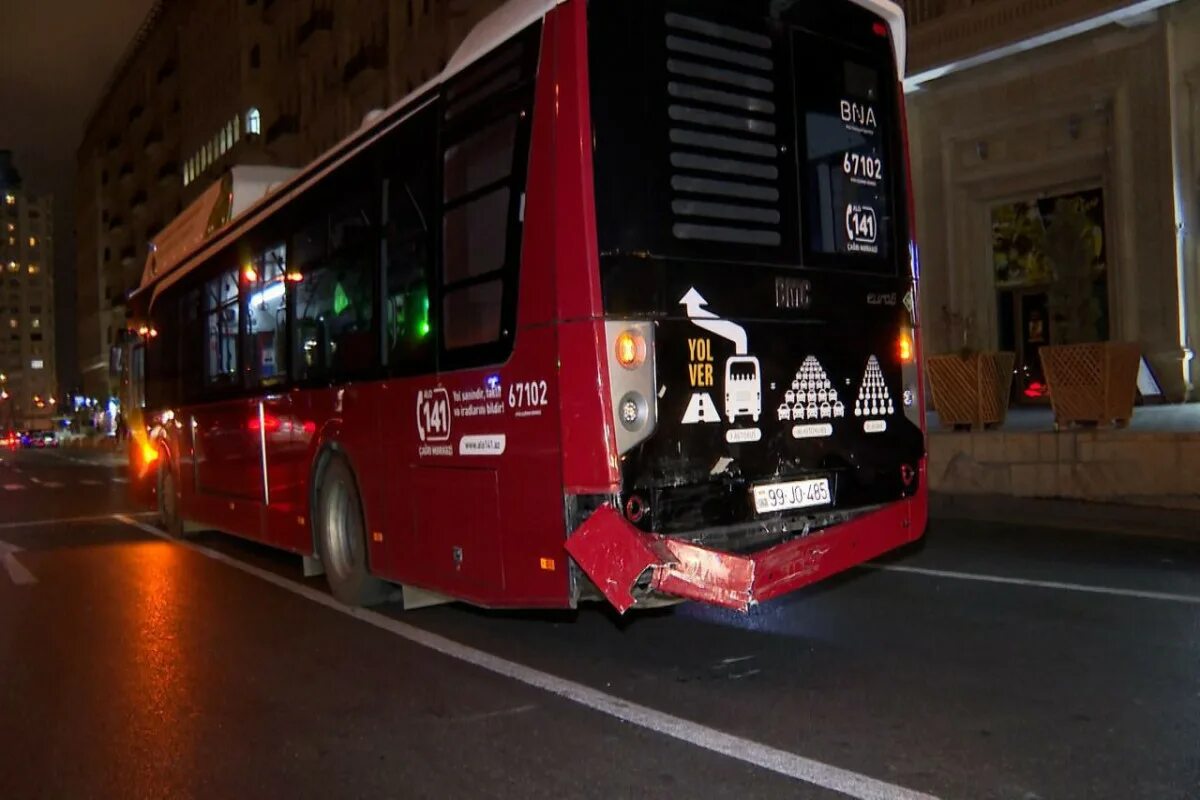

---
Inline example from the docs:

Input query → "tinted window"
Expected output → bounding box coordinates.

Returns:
[384,105,437,374]
[438,28,539,364]
[243,242,288,388]
[204,268,240,387]
[291,182,380,382]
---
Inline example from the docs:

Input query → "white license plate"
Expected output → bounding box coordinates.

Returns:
[752,478,831,514]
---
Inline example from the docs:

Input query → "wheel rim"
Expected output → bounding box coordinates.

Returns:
[323,475,360,579]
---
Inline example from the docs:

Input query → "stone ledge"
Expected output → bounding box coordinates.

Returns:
[928,428,1199,502]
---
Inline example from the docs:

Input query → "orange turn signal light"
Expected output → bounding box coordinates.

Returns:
[899,329,915,363]
[615,330,646,370]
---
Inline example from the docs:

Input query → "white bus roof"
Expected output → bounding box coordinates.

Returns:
[139,166,297,290]
[138,0,905,306]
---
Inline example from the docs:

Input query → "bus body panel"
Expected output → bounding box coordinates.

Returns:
[129,0,926,615]
[551,0,622,496]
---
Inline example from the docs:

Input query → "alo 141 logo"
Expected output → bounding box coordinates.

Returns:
[416,388,451,442]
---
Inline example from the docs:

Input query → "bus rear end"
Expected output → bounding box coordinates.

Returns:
[565,0,926,612]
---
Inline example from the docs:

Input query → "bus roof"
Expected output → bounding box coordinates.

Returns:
[134,0,905,307]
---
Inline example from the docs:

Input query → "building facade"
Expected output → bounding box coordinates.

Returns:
[0,151,56,431]
[904,0,1200,402]
[76,0,505,400]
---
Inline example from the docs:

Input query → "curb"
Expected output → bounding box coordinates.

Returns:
[930,492,1200,542]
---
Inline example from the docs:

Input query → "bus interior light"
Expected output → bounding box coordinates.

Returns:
[615,330,647,370]
[250,282,286,308]
[286,271,304,283]
[242,265,258,283]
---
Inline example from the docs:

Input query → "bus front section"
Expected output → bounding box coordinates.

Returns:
[565,0,927,613]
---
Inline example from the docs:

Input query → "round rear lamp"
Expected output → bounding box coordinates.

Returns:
[615,330,647,370]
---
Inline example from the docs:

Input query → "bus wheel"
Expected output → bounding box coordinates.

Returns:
[315,456,389,607]
[157,458,183,538]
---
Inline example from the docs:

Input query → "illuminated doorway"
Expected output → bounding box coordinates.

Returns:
[991,187,1110,403]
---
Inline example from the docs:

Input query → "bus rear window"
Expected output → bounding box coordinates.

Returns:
[589,0,903,274]
[796,33,893,264]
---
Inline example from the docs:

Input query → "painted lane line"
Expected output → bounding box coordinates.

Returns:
[79,479,102,486]
[865,564,1200,606]
[0,541,36,586]
[40,481,65,489]
[0,511,158,531]
[112,515,938,800]
[3,484,25,491]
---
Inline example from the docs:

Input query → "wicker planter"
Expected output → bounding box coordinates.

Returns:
[927,351,1015,430]
[1038,342,1140,428]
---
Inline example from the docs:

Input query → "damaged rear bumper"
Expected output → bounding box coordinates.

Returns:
[565,482,927,614]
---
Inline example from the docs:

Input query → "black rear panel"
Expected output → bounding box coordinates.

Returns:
[588,0,923,546]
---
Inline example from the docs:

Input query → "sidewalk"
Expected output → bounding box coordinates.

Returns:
[926,404,1200,512]
[930,492,1200,541]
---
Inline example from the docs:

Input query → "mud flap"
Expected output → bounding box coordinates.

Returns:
[565,505,756,613]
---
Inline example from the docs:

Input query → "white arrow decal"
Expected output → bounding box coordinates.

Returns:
[0,540,36,586]
[679,289,749,355]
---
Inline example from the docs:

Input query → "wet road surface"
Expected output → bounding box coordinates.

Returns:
[0,446,1197,799]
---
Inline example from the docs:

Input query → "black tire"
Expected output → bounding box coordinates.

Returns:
[157,457,184,538]
[314,455,390,607]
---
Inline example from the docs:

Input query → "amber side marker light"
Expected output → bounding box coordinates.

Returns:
[615,330,647,370]
[899,330,915,363]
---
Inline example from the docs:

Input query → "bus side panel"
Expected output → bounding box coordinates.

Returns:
[261,390,314,552]
[297,385,385,560]
[552,0,620,495]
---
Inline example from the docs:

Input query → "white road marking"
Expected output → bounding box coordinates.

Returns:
[865,564,1200,606]
[0,511,157,531]
[29,477,41,484]
[79,480,102,486]
[0,541,36,586]
[113,515,938,800]
[112,478,129,484]
[40,481,64,489]
[3,484,25,491]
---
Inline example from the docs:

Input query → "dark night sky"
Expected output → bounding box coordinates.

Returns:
[0,0,156,391]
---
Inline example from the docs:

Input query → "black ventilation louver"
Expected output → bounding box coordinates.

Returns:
[665,12,782,247]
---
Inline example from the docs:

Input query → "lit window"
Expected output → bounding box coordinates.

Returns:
[31,318,39,329]
[27,265,38,276]
[5,262,15,273]
[246,107,262,135]
[233,115,241,142]
[3,194,14,206]
[5,223,12,233]
[31,359,43,370]
[28,236,36,247]
[7,320,15,329]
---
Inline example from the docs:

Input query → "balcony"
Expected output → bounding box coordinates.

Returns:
[157,161,179,185]
[118,162,135,186]
[342,45,386,84]
[297,7,334,47]
[128,103,145,124]
[130,190,148,212]
[120,246,138,265]
[905,0,1149,78]
[265,112,299,146]
[107,215,127,234]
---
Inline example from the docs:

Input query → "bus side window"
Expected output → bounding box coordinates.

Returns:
[384,106,437,375]
[291,182,379,383]
[204,268,240,389]
[437,29,539,366]
[243,242,288,389]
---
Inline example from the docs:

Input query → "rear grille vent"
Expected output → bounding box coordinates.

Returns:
[665,12,781,246]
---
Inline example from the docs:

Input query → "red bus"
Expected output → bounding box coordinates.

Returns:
[128,0,926,614]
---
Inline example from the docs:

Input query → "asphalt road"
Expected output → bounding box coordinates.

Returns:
[0,446,1197,799]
